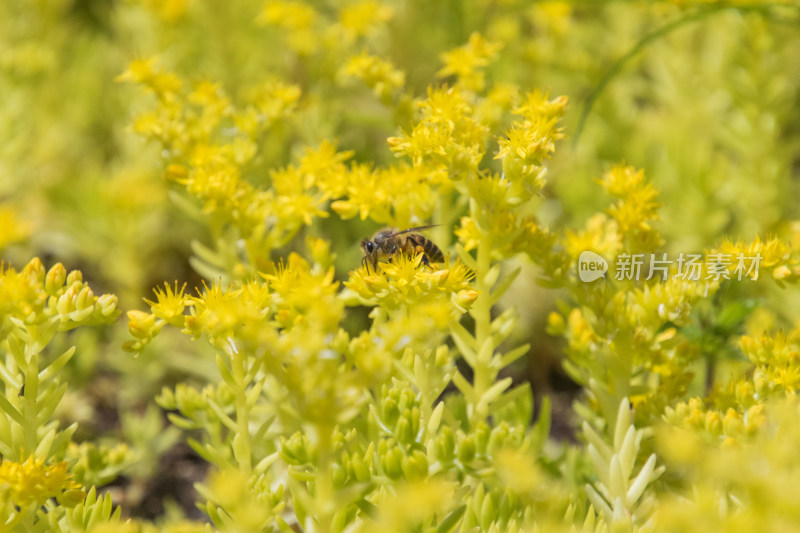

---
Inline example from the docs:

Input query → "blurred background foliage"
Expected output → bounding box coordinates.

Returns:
[2,0,800,523]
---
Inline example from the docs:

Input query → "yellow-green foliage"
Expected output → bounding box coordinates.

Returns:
[3,1,800,532]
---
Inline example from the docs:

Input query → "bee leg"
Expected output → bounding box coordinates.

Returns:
[414,245,430,267]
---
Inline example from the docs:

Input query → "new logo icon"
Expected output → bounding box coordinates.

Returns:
[578,251,608,282]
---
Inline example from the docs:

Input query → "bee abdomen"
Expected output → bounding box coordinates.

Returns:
[407,235,444,263]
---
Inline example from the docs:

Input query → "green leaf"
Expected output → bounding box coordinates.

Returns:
[452,371,476,403]
[206,397,237,432]
[0,359,21,389]
[477,377,512,409]
[36,382,69,425]
[216,354,236,386]
[532,395,551,450]
[613,399,631,452]
[355,498,379,520]
[499,343,530,369]
[489,266,521,305]
[436,504,467,533]
[167,413,198,431]
[38,346,76,384]
[35,427,56,459]
[454,244,478,270]
[49,423,78,459]
[449,320,477,367]
[0,394,24,425]
[489,383,532,425]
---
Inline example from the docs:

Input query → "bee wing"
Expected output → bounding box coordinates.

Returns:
[390,225,439,237]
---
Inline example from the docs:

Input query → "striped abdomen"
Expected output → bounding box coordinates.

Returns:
[402,234,444,264]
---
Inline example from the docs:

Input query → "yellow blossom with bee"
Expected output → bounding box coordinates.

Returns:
[7,2,800,531]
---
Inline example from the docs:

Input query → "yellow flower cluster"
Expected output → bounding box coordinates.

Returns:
[546,167,708,428]
[0,258,119,334]
[118,59,311,272]
[0,205,30,250]
[598,164,663,251]
[388,85,490,175]
[126,253,341,354]
[739,319,800,394]
[257,0,393,54]
[717,235,799,282]
[341,51,406,104]
[329,162,439,228]
[438,32,503,92]
[346,253,476,312]
[0,457,83,509]
[664,397,766,445]
[655,397,800,532]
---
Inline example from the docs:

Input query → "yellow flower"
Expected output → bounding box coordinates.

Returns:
[529,2,572,36]
[0,457,83,508]
[495,91,567,174]
[1,259,118,333]
[256,1,319,54]
[186,279,270,345]
[339,0,393,39]
[388,86,488,174]
[496,120,556,166]
[117,57,182,98]
[0,205,30,250]
[244,80,301,123]
[342,51,405,102]
[592,165,663,251]
[345,253,475,311]
[564,213,622,263]
[270,166,329,226]
[0,259,46,323]
[257,0,316,30]
[438,33,503,92]
[298,140,353,198]
[144,282,191,327]
[262,253,341,330]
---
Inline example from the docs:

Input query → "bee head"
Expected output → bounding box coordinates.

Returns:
[361,239,376,255]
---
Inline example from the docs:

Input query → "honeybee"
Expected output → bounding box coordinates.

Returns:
[361,225,444,271]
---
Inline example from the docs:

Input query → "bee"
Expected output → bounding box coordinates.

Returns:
[361,225,444,271]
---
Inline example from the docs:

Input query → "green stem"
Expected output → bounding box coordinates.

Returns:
[314,424,334,533]
[573,5,730,147]
[23,352,39,457]
[471,229,495,423]
[434,190,454,253]
[231,351,252,474]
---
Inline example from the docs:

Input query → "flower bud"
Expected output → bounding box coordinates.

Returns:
[454,289,479,310]
[66,270,83,285]
[96,294,119,317]
[76,286,95,310]
[45,263,67,294]
[56,286,79,316]
[401,450,429,481]
[23,258,46,282]
[57,489,87,508]
[458,435,476,464]
[383,445,404,480]
[350,455,370,482]
[127,310,157,340]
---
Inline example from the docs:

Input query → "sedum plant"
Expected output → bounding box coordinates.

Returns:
[4,1,800,533]
[119,39,570,529]
[0,259,125,530]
